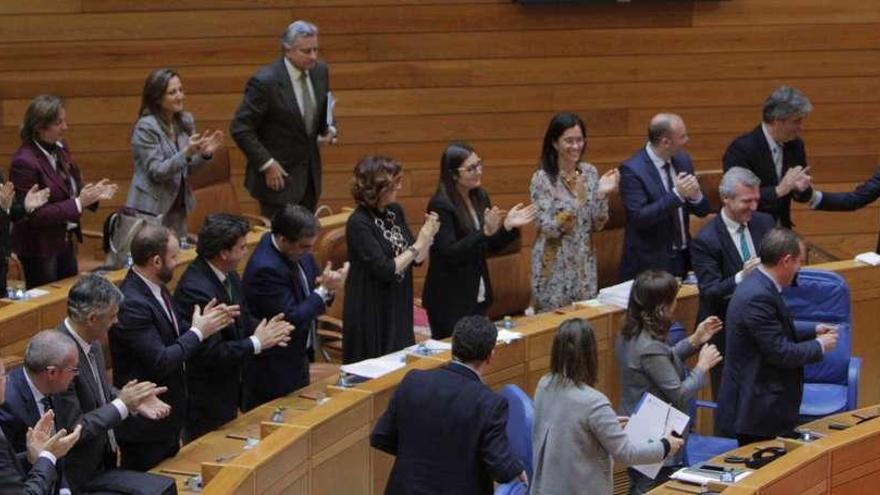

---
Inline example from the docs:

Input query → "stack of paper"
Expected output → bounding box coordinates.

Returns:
[340,355,406,379]
[497,329,523,343]
[855,251,880,266]
[597,280,634,308]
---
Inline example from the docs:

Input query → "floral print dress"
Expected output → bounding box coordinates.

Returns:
[529,162,609,312]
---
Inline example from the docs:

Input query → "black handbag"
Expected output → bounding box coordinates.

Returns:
[81,469,177,495]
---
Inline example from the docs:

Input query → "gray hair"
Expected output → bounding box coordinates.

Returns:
[647,113,682,145]
[67,273,123,322]
[719,167,761,199]
[281,20,318,50]
[762,86,813,123]
[24,330,77,373]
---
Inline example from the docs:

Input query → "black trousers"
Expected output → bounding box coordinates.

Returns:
[258,173,319,219]
[118,436,180,472]
[20,241,78,288]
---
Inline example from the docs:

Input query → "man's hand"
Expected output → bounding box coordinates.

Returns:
[117,379,168,412]
[517,470,529,486]
[26,410,56,464]
[776,165,806,197]
[817,329,839,354]
[674,172,701,201]
[42,425,82,460]
[742,257,762,276]
[792,166,812,192]
[134,394,172,420]
[319,262,349,292]
[317,130,336,146]
[263,161,287,192]
[254,313,294,350]
[192,299,240,339]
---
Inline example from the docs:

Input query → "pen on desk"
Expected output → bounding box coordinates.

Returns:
[159,468,199,477]
[225,434,249,441]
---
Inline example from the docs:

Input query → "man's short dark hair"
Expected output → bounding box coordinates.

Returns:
[759,227,803,266]
[451,316,497,363]
[196,214,250,260]
[130,223,172,266]
[272,205,319,242]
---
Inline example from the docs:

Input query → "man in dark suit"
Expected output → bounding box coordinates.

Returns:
[722,86,814,229]
[716,228,838,445]
[691,167,776,397]
[108,224,236,471]
[0,356,80,495]
[174,214,292,440]
[371,315,525,495]
[56,273,170,490]
[9,95,117,288]
[242,205,346,410]
[230,20,334,216]
[805,169,880,251]
[619,113,711,281]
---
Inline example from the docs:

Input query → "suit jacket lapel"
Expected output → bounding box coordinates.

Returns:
[28,142,71,195]
[714,215,744,271]
[274,58,308,133]
[129,272,177,336]
[12,371,39,426]
[640,149,667,198]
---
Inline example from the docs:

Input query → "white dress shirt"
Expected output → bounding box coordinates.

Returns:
[205,260,261,354]
[720,209,758,284]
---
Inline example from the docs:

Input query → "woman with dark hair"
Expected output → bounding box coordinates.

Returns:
[530,112,619,312]
[422,142,536,339]
[342,156,440,363]
[126,68,224,237]
[10,94,116,287]
[617,269,723,494]
[531,318,680,495]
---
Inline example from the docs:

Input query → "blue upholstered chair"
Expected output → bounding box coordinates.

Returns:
[493,385,533,495]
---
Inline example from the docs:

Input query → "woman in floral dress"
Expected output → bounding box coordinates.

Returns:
[530,112,619,311]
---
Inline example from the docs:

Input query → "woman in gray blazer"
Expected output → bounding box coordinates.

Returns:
[617,270,723,494]
[126,68,223,237]
[531,318,681,495]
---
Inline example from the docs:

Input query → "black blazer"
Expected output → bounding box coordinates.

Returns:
[54,322,124,491]
[0,368,42,455]
[173,256,257,426]
[618,148,710,281]
[0,428,56,495]
[812,167,880,251]
[422,191,519,339]
[241,234,326,409]
[722,125,812,228]
[691,211,775,324]
[108,270,201,444]
[716,270,824,438]
[230,58,330,208]
[371,363,522,495]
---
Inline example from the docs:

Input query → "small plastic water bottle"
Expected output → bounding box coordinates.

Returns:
[270,406,286,423]
[125,253,134,268]
[502,316,514,330]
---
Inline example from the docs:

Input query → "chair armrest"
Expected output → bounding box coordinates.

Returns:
[241,213,271,228]
[695,400,719,410]
[848,356,862,410]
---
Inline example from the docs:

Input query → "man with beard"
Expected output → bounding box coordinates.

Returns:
[108,224,237,470]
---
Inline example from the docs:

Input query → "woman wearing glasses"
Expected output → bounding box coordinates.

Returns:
[422,142,535,339]
[343,156,440,363]
[530,113,619,312]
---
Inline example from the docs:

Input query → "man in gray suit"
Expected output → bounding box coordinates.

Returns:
[54,274,170,491]
[231,20,334,216]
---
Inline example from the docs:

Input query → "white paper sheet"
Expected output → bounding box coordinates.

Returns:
[624,393,691,479]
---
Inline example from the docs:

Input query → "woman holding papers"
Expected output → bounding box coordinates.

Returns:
[617,270,723,494]
[342,156,440,363]
[126,68,224,238]
[422,142,535,339]
[529,112,618,312]
[531,318,681,495]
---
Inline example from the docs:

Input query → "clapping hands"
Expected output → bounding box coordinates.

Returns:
[319,261,349,292]
[78,178,118,208]
[187,129,224,157]
[597,169,620,198]
[673,172,701,201]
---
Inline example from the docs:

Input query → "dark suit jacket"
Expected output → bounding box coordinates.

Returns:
[722,125,812,228]
[230,58,330,208]
[370,363,522,495]
[9,141,95,258]
[108,270,201,444]
[241,233,325,409]
[618,148,710,281]
[0,429,56,495]
[716,269,824,438]
[422,190,519,339]
[691,211,776,324]
[173,256,256,426]
[0,368,42,455]
[811,167,880,251]
[54,322,123,491]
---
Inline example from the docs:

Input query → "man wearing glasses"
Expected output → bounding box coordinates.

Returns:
[231,19,335,216]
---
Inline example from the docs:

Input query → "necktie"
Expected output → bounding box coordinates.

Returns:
[297,262,317,351]
[663,163,685,250]
[86,346,118,452]
[771,145,783,180]
[299,71,316,136]
[738,224,751,261]
[40,396,53,414]
[223,276,234,303]
[160,288,179,336]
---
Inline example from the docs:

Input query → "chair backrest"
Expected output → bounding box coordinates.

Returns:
[782,269,852,385]
[498,384,534,480]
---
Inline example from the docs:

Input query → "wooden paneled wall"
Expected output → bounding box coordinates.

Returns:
[1,0,879,266]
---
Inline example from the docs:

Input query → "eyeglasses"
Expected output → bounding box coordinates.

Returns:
[45,365,79,375]
[458,161,483,175]
[561,137,585,146]
[293,46,319,55]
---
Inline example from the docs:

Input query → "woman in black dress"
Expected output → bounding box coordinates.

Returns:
[422,142,535,339]
[342,156,440,363]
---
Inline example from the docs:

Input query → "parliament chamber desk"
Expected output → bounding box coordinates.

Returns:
[650,404,880,495]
